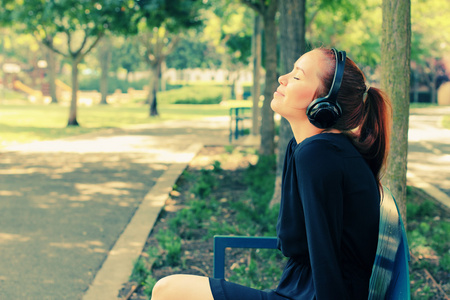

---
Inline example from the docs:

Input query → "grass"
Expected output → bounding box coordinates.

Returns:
[0,100,251,147]
[442,115,450,129]
[407,186,450,299]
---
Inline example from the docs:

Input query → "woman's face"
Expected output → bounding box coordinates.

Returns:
[271,50,323,121]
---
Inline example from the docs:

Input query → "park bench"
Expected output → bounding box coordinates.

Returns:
[213,186,411,299]
[229,107,252,142]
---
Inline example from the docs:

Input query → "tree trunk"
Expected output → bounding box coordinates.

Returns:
[381,0,411,227]
[99,37,112,105]
[68,57,80,126]
[252,14,262,136]
[412,68,419,103]
[430,60,437,103]
[148,61,161,117]
[46,46,58,103]
[269,0,306,208]
[259,3,278,156]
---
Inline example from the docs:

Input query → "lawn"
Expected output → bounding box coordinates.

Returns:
[0,101,251,148]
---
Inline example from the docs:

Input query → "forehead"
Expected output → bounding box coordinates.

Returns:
[294,50,324,76]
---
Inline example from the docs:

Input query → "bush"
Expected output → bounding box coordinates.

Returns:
[78,75,229,104]
[159,85,229,104]
[78,76,147,93]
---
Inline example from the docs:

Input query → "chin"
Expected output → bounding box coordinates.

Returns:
[270,99,281,114]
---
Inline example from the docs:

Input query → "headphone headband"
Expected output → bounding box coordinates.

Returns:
[326,49,346,104]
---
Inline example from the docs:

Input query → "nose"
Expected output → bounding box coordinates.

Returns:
[278,74,288,85]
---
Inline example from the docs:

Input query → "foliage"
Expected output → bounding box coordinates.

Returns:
[157,85,229,105]
[0,0,142,125]
[78,75,150,93]
[142,275,158,297]
[411,0,450,61]
[228,248,285,290]
[109,36,146,77]
[130,257,152,285]
[406,186,450,299]
[203,1,253,65]
[0,0,138,54]
[156,229,182,265]
[165,30,223,69]
[443,115,450,130]
[136,0,205,32]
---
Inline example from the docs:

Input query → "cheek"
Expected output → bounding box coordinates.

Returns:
[286,87,315,110]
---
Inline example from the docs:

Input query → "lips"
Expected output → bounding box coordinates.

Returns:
[276,89,285,97]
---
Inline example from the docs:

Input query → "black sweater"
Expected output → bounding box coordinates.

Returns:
[275,133,379,300]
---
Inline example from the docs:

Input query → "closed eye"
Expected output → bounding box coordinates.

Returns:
[293,77,300,80]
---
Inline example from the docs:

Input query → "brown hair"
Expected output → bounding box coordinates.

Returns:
[315,48,392,187]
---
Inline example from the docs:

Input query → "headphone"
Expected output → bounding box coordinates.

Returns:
[306,48,346,129]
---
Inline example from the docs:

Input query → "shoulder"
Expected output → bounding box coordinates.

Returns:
[294,134,346,160]
[293,134,347,176]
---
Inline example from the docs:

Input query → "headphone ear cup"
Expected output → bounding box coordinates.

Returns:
[306,101,342,129]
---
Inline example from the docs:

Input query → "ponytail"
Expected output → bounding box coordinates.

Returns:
[316,48,392,188]
[356,87,392,187]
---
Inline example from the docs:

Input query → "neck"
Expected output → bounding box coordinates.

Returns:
[289,117,341,144]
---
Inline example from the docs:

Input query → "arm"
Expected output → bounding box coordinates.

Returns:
[294,140,348,299]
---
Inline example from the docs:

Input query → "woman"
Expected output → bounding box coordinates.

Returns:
[151,47,392,300]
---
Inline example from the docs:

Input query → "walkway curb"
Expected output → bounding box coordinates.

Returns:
[408,171,450,211]
[82,143,204,300]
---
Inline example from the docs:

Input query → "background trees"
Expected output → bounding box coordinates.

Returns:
[0,0,139,125]
[135,0,206,116]
[241,0,278,156]
[1,0,447,219]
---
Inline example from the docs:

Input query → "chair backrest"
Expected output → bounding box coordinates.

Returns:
[368,186,411,300]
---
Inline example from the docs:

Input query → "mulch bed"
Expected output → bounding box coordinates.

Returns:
[118,146,262,299]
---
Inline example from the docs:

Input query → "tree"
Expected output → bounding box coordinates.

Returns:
[165,32,222,69]
[410,0,450,103]
[98,35,112,105]
[41,36,59,104]
[251,14,262,136]
[241,0,278,156]
[110,36,145,82]
[269,0,307,208]
[381,0,411,225]
[138,24,180,116]
[0,0,139,126]
[201,0,253,103]
[136,0,205,116]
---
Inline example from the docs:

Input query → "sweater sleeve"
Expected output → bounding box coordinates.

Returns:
[294,139,349,299]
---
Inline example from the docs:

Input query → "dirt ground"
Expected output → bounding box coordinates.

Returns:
[118,146,261,299]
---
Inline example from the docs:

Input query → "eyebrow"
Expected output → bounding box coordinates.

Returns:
[295,66,306,75]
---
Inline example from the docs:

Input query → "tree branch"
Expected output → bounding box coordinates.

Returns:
[75,29,90,57]
[36,32,67,58]
[80,32,104,60]
[67,29,73,56]
[165,33,180,56]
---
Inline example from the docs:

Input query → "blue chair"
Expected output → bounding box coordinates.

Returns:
[213,186,411,299]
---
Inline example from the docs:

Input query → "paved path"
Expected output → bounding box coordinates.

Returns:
[0,117,231,300]
[408,106,450,209]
